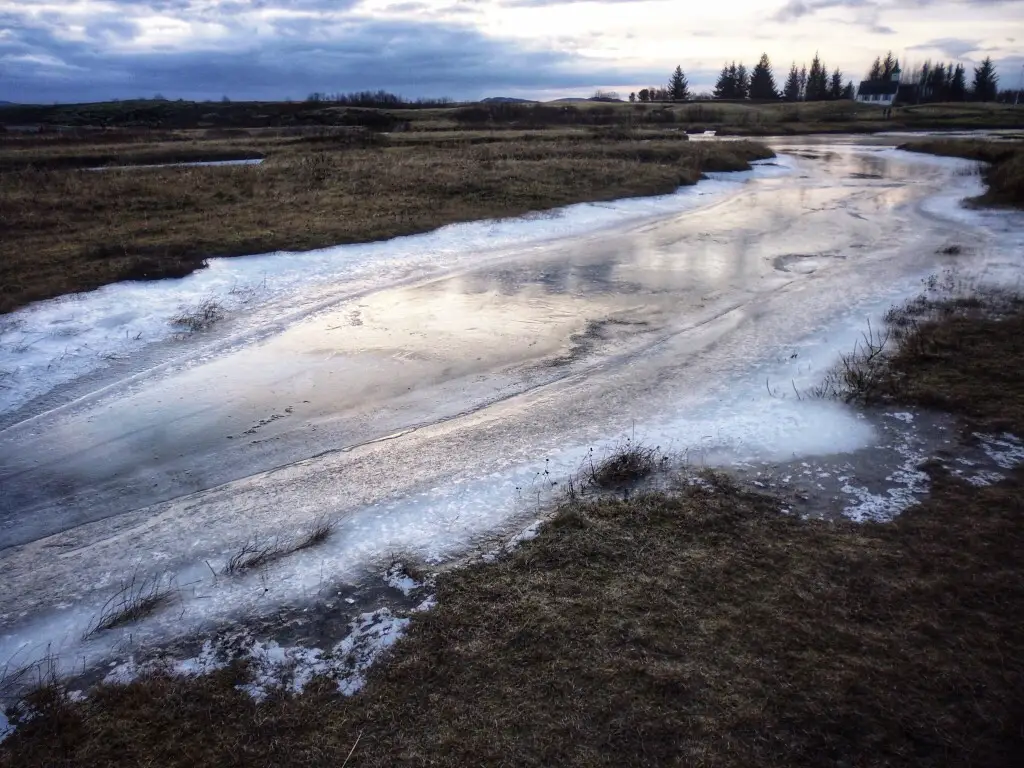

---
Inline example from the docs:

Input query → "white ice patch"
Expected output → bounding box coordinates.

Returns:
[482,519,544,562]
[383,563,422,596]
[977,433,1024,470]
[840,436,931,522]
[0,160,793,414]
[889,412,915,424]
[0,709,12,745]
[96,609,411,702]
[332,609,410,696]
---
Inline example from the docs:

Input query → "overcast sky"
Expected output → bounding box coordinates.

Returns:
[1,0,1021,103]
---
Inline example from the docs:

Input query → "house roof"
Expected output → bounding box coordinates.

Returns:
[857,80,899,96]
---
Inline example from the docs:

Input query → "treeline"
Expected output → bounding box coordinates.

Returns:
[304,90,455,108]
[629,54,854,103]
[630,50,1010,104]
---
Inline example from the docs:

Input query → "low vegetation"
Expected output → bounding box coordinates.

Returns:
[0,132,772,314]
[816,281,1024,434]
[82,574,176,639]
[222,516,335,576]
[900,138,1024,207]
[4,285,1024,766]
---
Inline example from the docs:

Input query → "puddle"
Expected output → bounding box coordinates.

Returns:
[86,158,264,171]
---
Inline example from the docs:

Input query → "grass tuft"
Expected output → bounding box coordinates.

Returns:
[584,437,665,489]
[170,297,223,333]
[83,573,176,638]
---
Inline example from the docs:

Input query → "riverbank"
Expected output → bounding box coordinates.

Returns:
[3,282,1023,767]
[0,133,772,314]
[900,138,1024,207]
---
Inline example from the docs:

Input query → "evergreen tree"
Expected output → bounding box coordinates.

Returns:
[629,92,636,103]
[668,65,690,101]
[714,64,736,99]
[798,65,808,100]
[868,56,883,80]
[638,88,650,102]
[829,68,844,100]
[843,81,856,100]
[882,51,898,79]
[749,54,779,100]
[783,63,801,101]
[972,57,998,101]
[806,54,829,101]
[950,64,967,101]
[735,63,750,99]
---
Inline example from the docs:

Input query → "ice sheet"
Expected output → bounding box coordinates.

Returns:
[0,160,790,416]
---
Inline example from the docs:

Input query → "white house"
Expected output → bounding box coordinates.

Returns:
[856,65,902,106]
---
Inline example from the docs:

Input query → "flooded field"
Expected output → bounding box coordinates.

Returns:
[2,138,1023,678]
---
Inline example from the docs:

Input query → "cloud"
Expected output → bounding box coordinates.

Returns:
[0,12,664,102]
[908,37,983,58]
[772,0,873,22]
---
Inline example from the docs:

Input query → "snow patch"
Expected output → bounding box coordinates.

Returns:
[95,609,411,702]
[977,433,1024,470]
[0,709,11,745]
[840,437,931,522]
[383,563,422,596]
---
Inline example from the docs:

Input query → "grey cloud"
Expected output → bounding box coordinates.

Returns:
[908,37,983,58]
[0,13,665,102]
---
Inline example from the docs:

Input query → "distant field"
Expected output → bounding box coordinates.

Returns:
[2,97,1022,135]
[0,129,772,313]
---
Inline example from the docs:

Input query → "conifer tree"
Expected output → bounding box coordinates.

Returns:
[829,68,844,100]
[972,57,998,101]
[668,65,690,100]
[843,81,855,99]
[882,51,898,78]
[783,63,801,101]
[798,65,808,100]
[806,54,829,101]
[950,64,967,101]
[714,64,736,99]
[749,54,779,100]
[868,56,883,80]
[735,63,750,99]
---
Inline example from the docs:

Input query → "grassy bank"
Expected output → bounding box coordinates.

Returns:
[3,286,1024,767]
[4,97,1023,135]
[0,134,772,314]
[900,138,1024,207]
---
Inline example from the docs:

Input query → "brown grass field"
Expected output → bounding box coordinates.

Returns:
[0,130,772,314]
[3,287,1024,767]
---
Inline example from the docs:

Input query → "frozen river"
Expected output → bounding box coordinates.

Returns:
[2,138,1023,675]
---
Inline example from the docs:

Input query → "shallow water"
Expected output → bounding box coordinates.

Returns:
[1,140,1023,676]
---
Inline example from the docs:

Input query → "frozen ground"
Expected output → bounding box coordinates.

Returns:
[2,139,1024,691]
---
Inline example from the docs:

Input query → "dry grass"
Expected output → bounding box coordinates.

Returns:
[900,138,1024,208]
[222,516,336,575]
[0,134,773,314]
[815,282,1024,434]
[583,438,665,490]
[83,574,176,639]
[170,297,223,333]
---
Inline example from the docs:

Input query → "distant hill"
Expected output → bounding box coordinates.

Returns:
[0,101,14,106]
[481,97,535,104]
